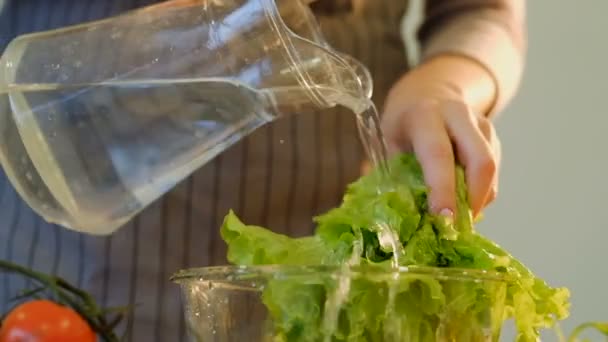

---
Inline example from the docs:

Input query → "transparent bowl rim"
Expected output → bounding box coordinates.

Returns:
[170,265,515,284]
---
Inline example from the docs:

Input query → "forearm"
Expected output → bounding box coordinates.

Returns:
[414,0,527,117]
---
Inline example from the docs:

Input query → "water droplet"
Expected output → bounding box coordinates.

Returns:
[60,45,74,55]
[51,64,60,70]
[6,61,13,68]
[194,312,200,317]
[279,139,285,144]
[25,172,33,181]
[74,61,83,68]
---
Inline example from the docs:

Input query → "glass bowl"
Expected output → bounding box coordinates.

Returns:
[171,265,511,342]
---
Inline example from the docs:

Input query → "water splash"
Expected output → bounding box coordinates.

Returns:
[319,97,405,341]
[321,232,363,342]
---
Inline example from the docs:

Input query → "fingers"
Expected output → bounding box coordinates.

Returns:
[401,101,457,217]
[441,101,497,216]
[381,99,501,219]
[477,116,501,208]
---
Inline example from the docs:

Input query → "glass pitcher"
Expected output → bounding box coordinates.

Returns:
[0,0,372,235]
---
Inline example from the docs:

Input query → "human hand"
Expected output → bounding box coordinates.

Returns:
[379,55,501,220]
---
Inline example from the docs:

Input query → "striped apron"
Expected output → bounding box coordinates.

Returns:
[0,0,409,340]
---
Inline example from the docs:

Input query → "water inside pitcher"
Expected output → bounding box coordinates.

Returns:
[0,0,375,235]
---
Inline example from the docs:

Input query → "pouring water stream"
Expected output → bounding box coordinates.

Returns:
[317,91,405,341]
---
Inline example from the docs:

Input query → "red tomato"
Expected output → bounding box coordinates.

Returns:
[0,300,96,342]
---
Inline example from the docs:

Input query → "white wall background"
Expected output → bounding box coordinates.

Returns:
[475,0,608,339]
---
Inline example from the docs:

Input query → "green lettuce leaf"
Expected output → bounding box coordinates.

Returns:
[568,322,608,342]
[220,153,570,341]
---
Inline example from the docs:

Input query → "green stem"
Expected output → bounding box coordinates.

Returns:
[567,322,608,342]
[0,259,60,294]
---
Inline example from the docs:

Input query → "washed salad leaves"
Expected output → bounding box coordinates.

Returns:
[221,153,570,341]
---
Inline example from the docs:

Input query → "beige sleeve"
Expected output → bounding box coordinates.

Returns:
[417,0,527,116]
